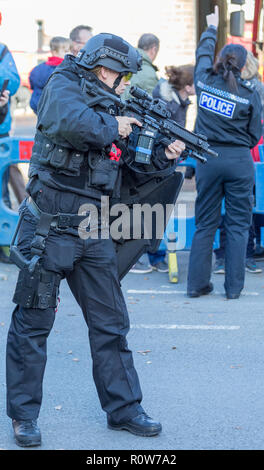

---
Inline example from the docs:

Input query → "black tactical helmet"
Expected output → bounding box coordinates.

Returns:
[75,33,142,74]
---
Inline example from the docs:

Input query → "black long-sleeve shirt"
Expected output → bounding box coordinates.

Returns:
[194,27,262,148]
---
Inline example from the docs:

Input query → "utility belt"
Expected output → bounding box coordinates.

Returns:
[10,197,89,273]
[27,196,88,231]
[10,197,90,310]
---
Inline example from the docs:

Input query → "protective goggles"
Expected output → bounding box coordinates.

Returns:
[121,72,133,82]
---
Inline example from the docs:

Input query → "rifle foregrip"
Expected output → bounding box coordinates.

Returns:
[160,137,172,147]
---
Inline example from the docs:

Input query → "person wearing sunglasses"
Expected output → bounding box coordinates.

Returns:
[114,71,133,95]
[6,32,185,447]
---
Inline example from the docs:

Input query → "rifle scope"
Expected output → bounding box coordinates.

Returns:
[130,86,153,101]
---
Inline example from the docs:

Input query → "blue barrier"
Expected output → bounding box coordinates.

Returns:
[258,144,264,162]
[163,207,220,251]
[0,137,33,246]
[165,155,264,250]
[1,140,264,249]
[164,157,200,251]
[255,162,264,214]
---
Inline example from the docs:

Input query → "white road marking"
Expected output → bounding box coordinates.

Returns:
[130,324,240,330]
[127,290,187,295]
[127,289,259,296]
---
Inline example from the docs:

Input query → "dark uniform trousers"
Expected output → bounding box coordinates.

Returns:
[187,146,255,295]
[6,194,143,424]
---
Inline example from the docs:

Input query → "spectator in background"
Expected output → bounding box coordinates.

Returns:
[142,64,196,272]
[242,51,264,260]
[0,88,9,121]
[0,40,21,263]
[29,36,70,114]
[124,33,163,273]
[122,33,159,100]
[152,64,195,127]
[69,25,93,57]
[242,50,264,117]
[154,65,196,181]
[137,64,196,272]
[0,43,20,139]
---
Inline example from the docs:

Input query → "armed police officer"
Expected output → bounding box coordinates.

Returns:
[6,33,185,447]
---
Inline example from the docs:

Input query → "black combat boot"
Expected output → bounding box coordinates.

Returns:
[187,282,214,298]
[107,411,162,437]
[12,419,41,447]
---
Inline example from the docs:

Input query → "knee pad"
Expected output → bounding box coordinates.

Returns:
[13,265,61,309]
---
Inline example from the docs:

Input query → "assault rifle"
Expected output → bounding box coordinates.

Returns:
[81,78,218,165]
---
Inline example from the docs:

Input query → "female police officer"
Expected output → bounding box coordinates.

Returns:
[5,33,185,446]
[187,6,262,300]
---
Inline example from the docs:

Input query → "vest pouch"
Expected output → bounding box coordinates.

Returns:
[49,146,70,169]
[64,151,84,176]
[91,158,119,193]
[36,141,55,166]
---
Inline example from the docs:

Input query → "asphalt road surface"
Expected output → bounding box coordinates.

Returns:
[1,113,264,451]
[1,251,264,451]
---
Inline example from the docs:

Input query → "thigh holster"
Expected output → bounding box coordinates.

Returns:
[10,199,60,309]
[10,197,87,309]
[12,264,61,309]
[10,200,54,273]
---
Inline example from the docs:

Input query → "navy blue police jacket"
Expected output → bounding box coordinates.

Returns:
[36,55,119,152]
[194,27,262,149]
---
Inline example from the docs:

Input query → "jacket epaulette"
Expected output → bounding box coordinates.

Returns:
[239,79,256,92]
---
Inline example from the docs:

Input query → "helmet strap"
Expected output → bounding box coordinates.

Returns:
[112,73,123,90]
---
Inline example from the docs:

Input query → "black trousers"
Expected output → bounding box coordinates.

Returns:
[187,146,255,295]
[6,190,143,424]
[214,214,255,260]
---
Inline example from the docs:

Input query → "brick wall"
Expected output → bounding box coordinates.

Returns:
[158,0,197,72]
[122,0,197,74]
[157,0,198,130]
[119,0,197,129]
